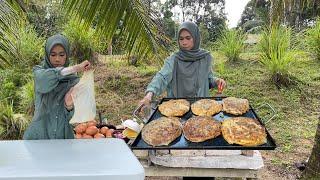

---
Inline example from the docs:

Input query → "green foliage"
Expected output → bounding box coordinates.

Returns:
[0,1,21,69]
[215,29,246,61]
[19,79,35,116]
[306,19,320,61]
[63,0,169,64]
[63,18,108,63]
[0,23,44,69]
[258,26,299,87]
[16,24,45,68]
[0,70,32,106]
[26,1,67,38]
[0,101,30,140]
[238,0,270,31]
[199,23,211,48]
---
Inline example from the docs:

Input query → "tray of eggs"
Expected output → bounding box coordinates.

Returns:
[73,120,129,143]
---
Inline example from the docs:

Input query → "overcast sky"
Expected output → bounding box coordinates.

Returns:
[225,0,251,28]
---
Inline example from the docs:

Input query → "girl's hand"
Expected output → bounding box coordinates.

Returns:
[76,60,91,72]
[64,87,74,110]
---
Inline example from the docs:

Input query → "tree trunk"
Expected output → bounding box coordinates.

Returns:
[269,0,283,27]
[14,0,27,13]
[301,116,320,179]
[107,43,112,55]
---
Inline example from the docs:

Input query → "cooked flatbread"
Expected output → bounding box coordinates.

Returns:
[158,99,190,117]
[142,117,182,146]
[222,97,249,115]
[221,117,267,146]
[191,99,222,116]
[183,116,221,142]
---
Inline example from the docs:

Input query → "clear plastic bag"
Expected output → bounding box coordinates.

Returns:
[69,70,96,124]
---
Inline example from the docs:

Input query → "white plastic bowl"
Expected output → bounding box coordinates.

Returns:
[122,119,141,132]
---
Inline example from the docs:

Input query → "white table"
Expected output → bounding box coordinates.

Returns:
[0,138,144,180]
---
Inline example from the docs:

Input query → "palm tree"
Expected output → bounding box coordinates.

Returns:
[62,0,169,64]
[1,0,170,69]
[0,1,20,69]
[269,0,319,28]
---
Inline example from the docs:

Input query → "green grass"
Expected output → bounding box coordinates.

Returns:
[212,51,319,157]
[215,29,246,61]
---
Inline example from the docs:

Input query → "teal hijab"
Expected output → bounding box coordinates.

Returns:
[41,34,78,108]
[43,34,71,69]
[172,21,211,98]
[175,21,209,61]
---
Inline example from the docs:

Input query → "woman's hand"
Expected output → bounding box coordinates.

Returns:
[64,87,74,110]
[215,78,226,93]
[138,92,153,112]
[75,60,91,72]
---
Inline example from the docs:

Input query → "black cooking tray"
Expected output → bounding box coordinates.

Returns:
[131,97,277,150]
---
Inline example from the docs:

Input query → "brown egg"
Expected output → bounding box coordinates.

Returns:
[85,126,99,136]
[109,129,115,134]
[100,127,109,135]
[87,120,98,127]
[75,133,82,139]
[74,123,87,134]
[82,134,93,139]
[94,133,105,139]
[105,130,113,138]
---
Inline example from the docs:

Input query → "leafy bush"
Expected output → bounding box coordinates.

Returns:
[0,101,31,140]
[306,19,320,61]
[0,70,32,106]
[215,29,245,61]
[63,18,109,63]
[19,79,35,116]
[258,26,298,87]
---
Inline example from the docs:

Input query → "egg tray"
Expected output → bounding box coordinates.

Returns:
[73,123,129,143]
[130,96,277,150]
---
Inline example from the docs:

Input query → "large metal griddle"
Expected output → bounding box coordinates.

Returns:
[131,97,277,150]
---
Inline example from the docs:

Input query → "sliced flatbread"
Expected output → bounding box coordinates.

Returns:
[183,116,221,142]
[158,99,190,117]
[142,117,182,146]
[222,97,249,115]
[191,99,222,116]
[221,117,267,146]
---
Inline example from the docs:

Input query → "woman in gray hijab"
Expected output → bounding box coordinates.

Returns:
[139,21,226,107]
[23,34,91,140]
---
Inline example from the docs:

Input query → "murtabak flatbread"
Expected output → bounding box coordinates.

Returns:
[222,97,249,115]
[183,116,221,142]
[221,117,267,146]
[191,99,222,116]
[142,117,182,146]
[158,99,190,117]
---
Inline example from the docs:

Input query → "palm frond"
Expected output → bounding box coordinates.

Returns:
[62,0,170,64]
[0,1,20,69]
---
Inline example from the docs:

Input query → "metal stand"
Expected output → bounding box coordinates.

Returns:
[133,150,262,179]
